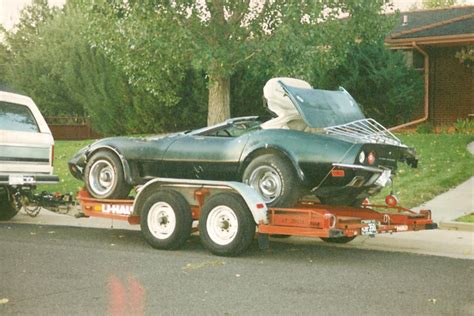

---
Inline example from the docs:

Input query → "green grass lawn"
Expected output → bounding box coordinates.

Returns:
[456,214,474,223]
[40,134,473,208]
[371,133,474,208]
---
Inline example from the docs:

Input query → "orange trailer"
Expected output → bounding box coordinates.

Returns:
[77,178,436,256]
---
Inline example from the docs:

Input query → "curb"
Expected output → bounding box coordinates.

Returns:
[439,221,474,232]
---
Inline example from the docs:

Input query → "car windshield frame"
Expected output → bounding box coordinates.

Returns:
[187,116,261,137]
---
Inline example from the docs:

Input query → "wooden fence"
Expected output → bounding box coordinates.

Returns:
[45,117,102,140]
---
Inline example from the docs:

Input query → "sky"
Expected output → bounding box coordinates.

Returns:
[0,0,473,30]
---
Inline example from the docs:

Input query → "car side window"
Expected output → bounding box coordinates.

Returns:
[0,101,40,133]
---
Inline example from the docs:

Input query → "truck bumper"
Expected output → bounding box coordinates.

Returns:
[0,174,59,185]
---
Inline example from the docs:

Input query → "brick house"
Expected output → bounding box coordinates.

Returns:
[385,6,473,128]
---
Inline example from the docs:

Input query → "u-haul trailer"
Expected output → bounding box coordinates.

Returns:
[77,178,437,257]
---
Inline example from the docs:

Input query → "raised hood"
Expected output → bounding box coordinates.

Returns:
[278,80,365,128]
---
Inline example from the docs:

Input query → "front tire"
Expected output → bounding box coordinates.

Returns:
[140,189,193,250]
[200,193,256,257]
[0,186,19,221]
[243,154,302,208]
[84,150,131,199]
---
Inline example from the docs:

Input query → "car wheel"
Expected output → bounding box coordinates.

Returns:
[140,189,193,250]
[199,192,256,257]
[243,154,302,207]
[320,236,356,244]
[0,186,19,221]
[84,150,131,199]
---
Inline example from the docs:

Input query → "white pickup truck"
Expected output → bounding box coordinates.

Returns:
[0,91,59,220]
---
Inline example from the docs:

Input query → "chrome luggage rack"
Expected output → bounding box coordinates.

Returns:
[324,118,402,146]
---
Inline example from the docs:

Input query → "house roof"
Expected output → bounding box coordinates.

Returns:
[386,6,474,46]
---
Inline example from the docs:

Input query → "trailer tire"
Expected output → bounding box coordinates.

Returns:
[320,236,356,244]
[0,186,19,221]
[140,189,193,250]
[200,192,255,257]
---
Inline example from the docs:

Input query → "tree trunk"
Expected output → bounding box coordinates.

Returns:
[207,74,230,126]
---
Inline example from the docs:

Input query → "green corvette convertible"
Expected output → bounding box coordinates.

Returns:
[68,78,417,207]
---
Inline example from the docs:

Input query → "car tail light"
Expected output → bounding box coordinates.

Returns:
[367,151,376,165]
[331,169,345,177]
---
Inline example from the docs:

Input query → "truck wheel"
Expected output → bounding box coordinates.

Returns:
[199,192,256,257]
[243,154,302,208]
[140,189,193,250]
[85,150,131,199]
[320,236,356,244]
[0,186,19,221]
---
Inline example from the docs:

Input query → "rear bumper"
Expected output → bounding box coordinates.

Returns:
[0,174,59,185]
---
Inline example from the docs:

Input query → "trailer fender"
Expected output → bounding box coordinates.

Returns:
[133,178,269,225]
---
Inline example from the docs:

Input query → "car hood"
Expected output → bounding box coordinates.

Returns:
[278,81,365,128]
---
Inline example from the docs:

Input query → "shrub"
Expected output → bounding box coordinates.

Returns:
[416,122,435,134]
[454,119,474,134]
[318,41,423,128]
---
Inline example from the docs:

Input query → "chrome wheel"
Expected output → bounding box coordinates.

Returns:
[247,166,282,203]
[88,159,116,196]
[147,202,177,240]
[206,205,238,246]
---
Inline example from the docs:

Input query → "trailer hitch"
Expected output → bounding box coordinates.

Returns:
[12,188,76,217]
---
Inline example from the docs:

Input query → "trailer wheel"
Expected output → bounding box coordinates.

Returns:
[140,189,193,250]
[320,236,356,244]
[200,192,256,257]
[0,186,19,221]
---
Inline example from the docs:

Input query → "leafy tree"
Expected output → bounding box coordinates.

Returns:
[88,0,393,125]
[1,0,207,135]
[321,41,423,127]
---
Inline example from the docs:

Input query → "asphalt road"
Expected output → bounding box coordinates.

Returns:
[1,223,473,315]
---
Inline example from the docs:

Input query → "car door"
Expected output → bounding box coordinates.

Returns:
[161,133,250,180]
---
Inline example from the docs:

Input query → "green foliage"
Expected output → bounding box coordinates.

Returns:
[454,119,474,134]
[422,0,460,9]
[319,41,423,127]
[0,1,208,135]
[87,0,393,125]
[416,122,435,134]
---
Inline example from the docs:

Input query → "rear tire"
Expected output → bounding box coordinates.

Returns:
[0,186,19,221]
[243,154,302,208]
[200,193,256,257]
[84,150,131,199]
[320,236,356,244]
[140,189,193,250]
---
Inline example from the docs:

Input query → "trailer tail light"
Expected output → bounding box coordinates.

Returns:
[385,194,398,207]
[367,151,376,165]
[256,203,265,209]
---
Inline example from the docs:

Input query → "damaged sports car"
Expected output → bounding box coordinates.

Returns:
[69,77,417,207]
